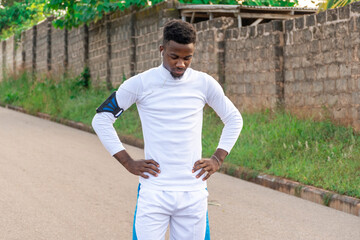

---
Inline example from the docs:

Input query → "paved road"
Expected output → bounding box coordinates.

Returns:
[0,106,359,240]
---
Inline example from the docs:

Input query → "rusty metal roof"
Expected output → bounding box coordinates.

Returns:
[178,4,317,26]
[178,4,317,12]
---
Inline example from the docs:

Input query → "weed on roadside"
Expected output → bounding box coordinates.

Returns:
[1,72,359,198]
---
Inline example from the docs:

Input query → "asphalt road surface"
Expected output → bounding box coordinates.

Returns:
[0,106,359,240]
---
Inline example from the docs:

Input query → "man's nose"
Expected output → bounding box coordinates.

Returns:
[176,59,185,68]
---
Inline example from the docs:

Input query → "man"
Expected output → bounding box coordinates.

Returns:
[92,19,242,240]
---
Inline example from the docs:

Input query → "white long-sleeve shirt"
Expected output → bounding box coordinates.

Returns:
[92,64,243,191]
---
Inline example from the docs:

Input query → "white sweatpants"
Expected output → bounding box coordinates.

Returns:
[134,186,209,240]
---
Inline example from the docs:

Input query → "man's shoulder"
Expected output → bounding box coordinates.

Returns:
[139,66,161,77]
[189,68,214,81]
[189,68,215,80]
[189,69,224,96]
[123,66,160,84]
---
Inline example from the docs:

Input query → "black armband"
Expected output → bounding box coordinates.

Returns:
[96,92,124,118]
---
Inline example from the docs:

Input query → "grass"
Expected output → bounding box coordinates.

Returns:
[1,71,359,198]
[203,108,360,198]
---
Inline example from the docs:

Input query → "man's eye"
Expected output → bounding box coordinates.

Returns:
[170,55,178,59]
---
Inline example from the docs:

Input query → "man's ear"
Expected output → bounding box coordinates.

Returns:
[159,45,165,57]
[159,45,164,54]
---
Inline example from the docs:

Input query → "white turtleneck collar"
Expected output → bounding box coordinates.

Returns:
[159,63,191,82]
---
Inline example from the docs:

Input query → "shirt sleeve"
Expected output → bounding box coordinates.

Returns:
[205,76,243,153]
[91,75,142,156]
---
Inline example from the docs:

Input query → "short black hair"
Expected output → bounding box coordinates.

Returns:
[163,19,196,45]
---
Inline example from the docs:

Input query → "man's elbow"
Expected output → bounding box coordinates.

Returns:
[92,112,115,131]
[91,113,100,133]
[235,110,243,132]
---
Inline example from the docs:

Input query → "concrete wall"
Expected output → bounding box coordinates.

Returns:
[36,19,51,74]
[88,18,108,84]
[23,26,36,72]
[224,20,284,112]
[134,4,179,74]
[14,37,23,71]
[0,42,3,81]
[4,36,14,74]
[109,11,133,86]
[283,3,360,129]
[68,25,87,77]
[1,1,360,130]
[51,25,67,74]
[193,17,236,82]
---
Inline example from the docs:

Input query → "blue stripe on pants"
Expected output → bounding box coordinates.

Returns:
[205,211,211,240]
[132,184,141,240]
[132,184,210,240]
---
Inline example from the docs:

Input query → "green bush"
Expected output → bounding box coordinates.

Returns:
[1,71,359,198]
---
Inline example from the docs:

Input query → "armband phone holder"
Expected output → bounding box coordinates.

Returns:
[96,92,124,118]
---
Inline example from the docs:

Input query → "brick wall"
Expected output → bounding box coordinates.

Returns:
[134,8,162,74]
[109,11,133,86]
[1,1,360,130]
[0,42,3,81]
[23,27,35,72]
[4,36,14,74]
[68,25,87,76]
[134,1,179,74]
[224,20,284,112]
[0,1,178,86]
[193,18,236,82]
[89,18,108,84]
[51,25,66,74]
[36,19,50,73]
[283,2,360,129]
[14,37,23,71]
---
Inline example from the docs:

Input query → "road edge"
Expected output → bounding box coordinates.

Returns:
[3,104,359,217]
[219,163,360,217]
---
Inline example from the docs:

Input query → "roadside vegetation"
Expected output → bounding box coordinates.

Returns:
[0,71,359,198]
[1,0,301,40]
[318,0,360,11]
[2,0,359,40]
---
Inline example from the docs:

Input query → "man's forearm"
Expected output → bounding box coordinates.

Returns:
[212,148,228,165]
[113,150,134,168]
[113,150,161,178]
[92,113,125,155]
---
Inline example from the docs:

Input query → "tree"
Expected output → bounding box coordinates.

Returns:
[180,0,239,4]
[318,0,359,11]
[240,0,299,7]
[43,0,302,30]
[1,0,303,39]
[1,0,19,7]
[43,0,156,30]
[0,0,45,40]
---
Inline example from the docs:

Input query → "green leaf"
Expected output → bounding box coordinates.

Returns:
[97,4,104,13]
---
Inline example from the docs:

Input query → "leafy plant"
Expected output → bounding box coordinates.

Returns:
[1,0,301,38]
[43,0,154,30]
[180,0,239,4]
[45,0,301,30]
[4,91,19,103]
[0,0,45,40]
[322,192,333,206]
[76,66,91,89]
[318,0,360,11]
[241,0,299,7]
[1,72,360,198]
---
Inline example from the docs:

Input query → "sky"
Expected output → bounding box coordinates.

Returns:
[297,0,324,8]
